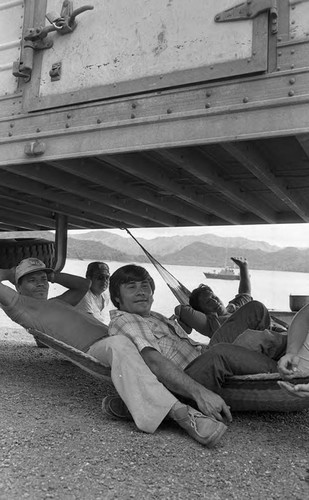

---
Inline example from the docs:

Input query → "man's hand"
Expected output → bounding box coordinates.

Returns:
[277,353,301,377]
[230,257,248,269]
[278,380,309,398]
[194,385,232,424]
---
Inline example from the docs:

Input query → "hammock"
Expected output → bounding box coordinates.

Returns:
[124,228,191,305]
[28,328,309,412]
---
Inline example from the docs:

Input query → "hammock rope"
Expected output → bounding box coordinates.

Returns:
[124,228,191,305]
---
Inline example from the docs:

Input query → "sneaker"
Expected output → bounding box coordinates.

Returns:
[170,404,227,447]
[102,395,132,420]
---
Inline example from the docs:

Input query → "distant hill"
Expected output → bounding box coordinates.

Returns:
[66,237,145,263]
[2,229,309,272]
[72,230,281,255]
[162,242,309,272]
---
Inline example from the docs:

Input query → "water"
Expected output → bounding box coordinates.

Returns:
[1,259,309,328]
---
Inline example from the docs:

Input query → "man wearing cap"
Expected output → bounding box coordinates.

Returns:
[0,257,231,446]
[76,261,110,324]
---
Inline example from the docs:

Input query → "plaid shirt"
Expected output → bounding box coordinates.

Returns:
[109,310,203,370]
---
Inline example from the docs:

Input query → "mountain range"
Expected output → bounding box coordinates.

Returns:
[3,230,309,272]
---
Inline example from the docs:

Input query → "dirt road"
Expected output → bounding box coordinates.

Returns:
[1,328,308,500]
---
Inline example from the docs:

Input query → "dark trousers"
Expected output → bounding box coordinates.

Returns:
[184,301,279,393]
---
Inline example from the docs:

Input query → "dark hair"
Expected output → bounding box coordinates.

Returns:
[86,261,109,279]
[189,285,212,312]
[109,264,155,308]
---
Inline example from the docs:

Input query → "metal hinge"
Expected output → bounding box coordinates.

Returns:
[215,0,278,34]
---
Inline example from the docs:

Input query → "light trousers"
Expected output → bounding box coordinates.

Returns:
[87,335,177,433]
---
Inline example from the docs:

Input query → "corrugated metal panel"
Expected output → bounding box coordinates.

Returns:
[0,0,24,95]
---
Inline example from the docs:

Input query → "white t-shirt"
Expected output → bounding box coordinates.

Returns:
[76,290,110,325]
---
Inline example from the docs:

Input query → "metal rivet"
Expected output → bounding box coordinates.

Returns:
[277,67,281,71]
[10,123,14,128]
[67,113,71,119]
[167,108,172,114]
[36,128,41,133]
[278,51,282,56]
[205,103,211,109]
[243,97,249,103]
[65,123,70,128]
[132,103,137,109]
[247,59,251,63]
[289,78,296,85]
[278,36,282,42]
[131,113,136,119]
[97,118,101,124]
[291,64,295,69]
[159,75,163,79]
[291,20,295,25]
[8,132,12,137]
[206,91,212,97]
[291,49,295,54]
[210,66,214,70]
[288,90,295,97]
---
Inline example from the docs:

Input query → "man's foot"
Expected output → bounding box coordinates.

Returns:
[102,395,132,420]
[169,403,227,447]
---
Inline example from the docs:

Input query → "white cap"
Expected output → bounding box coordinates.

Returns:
[15,258,53,283]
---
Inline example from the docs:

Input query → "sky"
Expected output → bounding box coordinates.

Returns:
[73,223,309,249]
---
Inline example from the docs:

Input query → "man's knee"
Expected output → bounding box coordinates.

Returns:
[246,300,268,315]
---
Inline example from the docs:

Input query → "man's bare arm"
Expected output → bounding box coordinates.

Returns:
[50,272,90,306]
[231,257,251,295]
[141,347,232,423]
[0,268,18,306]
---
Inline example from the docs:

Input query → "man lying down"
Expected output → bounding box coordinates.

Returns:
[0,258,230,448]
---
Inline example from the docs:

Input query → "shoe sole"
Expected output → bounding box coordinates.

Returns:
[102,396,132,420]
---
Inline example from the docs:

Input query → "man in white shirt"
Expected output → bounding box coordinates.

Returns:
[76,262,110,324]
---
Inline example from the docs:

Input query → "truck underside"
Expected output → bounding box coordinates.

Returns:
[0,0,309,244]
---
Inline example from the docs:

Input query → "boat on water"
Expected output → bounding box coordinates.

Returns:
[204,266,240,281]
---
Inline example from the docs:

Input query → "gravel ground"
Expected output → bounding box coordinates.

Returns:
[1,327,309,500]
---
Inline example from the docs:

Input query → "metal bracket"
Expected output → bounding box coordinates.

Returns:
[215,0,278,34]
[24,26,55,50]
[24,141,46,157]
[12,61,32,82]
[49,62,62,81]
[45,1,94,35]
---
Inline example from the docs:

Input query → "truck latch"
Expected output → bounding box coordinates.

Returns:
[214,0,278,34]
[23,1,94,50]
[45,1,94,35]
[13,1,94,81]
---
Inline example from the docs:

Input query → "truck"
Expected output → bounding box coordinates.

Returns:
[1,0,309,269]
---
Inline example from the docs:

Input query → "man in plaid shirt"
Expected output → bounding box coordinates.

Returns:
[106,264,283,446]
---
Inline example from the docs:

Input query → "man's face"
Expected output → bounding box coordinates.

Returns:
[198,288,227,315]
[17,271,49,299]
[90,270,110,295]
[117,280,154,317]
